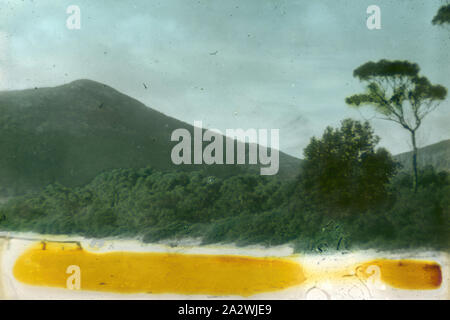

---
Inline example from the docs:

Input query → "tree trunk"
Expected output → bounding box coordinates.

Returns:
[411,130,418,192]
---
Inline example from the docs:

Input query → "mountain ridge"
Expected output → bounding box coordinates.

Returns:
[0,79,447,197]
[0,79,301,196]
[393,139,450,173]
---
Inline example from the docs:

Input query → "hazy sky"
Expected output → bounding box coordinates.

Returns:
[0,0,449,158]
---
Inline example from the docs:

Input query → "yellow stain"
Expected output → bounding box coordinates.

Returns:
[12,242,443,296]
[13,242,306,296]
[356,259,442,290]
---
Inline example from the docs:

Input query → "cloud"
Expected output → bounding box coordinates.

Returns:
[0,0,448,157]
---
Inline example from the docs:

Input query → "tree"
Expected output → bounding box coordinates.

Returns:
[302,119,398,211]
[432,4,450,26]
[345,60,447,192]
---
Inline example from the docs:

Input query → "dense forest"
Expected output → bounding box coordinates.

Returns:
[1,119,448,253]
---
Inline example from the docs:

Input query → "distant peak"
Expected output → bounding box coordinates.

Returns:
[63,79,121,95]
[68,79,108,87]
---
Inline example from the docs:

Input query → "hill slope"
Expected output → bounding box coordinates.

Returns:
[0,80,301,196]
[393,139,450,172]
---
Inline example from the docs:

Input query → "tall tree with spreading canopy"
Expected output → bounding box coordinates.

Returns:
[432,4,450,26]
[345,60,447,192]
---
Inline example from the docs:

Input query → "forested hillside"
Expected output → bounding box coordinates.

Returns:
[394,140,450,172]
[0,80,301,196]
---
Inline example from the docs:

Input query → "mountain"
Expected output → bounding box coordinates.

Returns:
[393,139,450,172]
[0,79,302,196]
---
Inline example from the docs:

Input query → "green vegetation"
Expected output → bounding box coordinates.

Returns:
[394,139,450,173]
[301,119,397,211]
[1,119,448,253]
[432,4,450,26]
[346,60,447,192]
[0,80,300,197]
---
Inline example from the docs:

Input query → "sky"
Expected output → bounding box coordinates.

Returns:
[0,0,449,158]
